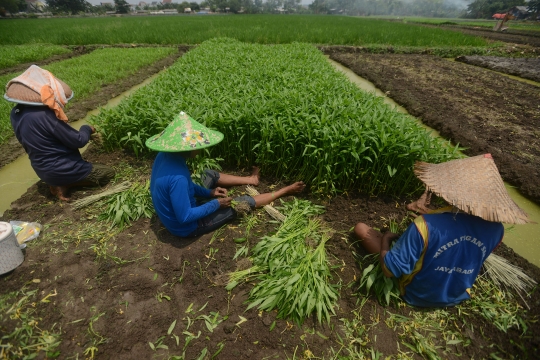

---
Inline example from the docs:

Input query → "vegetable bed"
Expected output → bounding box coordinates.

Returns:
[93,38,461,196]
[0,44,71,70]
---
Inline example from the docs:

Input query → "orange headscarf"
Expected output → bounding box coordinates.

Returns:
[6,65,68,122]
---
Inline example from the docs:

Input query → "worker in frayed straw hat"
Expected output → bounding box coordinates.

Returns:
[353,154,530,307]
[146,112,305,238]
[5,65,114,201]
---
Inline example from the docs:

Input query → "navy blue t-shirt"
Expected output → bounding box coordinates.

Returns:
[10,105,93,186]
[384,212,504,307]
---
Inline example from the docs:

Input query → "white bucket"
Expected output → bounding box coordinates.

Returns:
[0,222,24,275]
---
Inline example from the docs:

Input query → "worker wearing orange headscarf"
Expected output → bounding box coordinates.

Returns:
[5,65,114,201]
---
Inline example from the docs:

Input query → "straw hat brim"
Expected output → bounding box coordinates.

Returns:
[414,154,530,224]
[4,79,73,106]
[145,112,224,152]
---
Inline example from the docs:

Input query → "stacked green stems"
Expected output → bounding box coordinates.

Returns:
[241,200,336,325]
[93,38,461,196]
[0,47,176,145]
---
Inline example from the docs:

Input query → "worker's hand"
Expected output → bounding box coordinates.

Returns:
[217,197,232,208]
[89,125,96,134]
[211,187,228,198]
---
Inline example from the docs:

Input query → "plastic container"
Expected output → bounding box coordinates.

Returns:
[0,222,24,275]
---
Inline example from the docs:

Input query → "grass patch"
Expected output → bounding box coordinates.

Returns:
[0,44,71,70]
[0,47,176,145]
[0,15,489,46]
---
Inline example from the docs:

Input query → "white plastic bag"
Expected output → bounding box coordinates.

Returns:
[10,221,42,249]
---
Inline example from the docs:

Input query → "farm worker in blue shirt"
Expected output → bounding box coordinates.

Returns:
[146,111,305,238]
[5,65,114,201]
[354,154,530,307]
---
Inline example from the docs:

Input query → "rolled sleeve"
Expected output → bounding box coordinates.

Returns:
[384,224,425,279]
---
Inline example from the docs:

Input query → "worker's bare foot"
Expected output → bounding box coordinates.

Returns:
[248,166,260,186]
[49,185,70,202]
[406,201,429,214]
[406,190,431,214]
[284,181,306,195]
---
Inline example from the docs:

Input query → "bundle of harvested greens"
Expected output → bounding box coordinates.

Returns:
[225,199,338,325]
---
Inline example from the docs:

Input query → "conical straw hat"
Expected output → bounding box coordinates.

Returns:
[414,154,530,224]
[146,111,224,152]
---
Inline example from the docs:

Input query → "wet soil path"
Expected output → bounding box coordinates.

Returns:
[326,50,540,204]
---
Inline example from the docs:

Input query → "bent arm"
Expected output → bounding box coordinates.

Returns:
[193,183,212,198]
[381,223,425,279]
[380,232,399,278]
[53,122,93,149]
[171,177,219,224]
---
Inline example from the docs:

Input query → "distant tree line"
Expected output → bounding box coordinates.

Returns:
[308,0,465,17]
[1,0,306,15]
[0,0,27,15]
[3,0,538,18]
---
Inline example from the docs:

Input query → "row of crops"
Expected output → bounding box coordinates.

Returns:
[0,16,489,47]
[0,44,71,70]
[0,47,176,144]
[93,38,461,196]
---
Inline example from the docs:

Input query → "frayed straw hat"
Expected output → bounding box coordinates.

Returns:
[414,154,530,224]
[146,111,224,152]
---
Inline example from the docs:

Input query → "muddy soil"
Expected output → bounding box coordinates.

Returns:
[326,50,540,204]
[456,55,540,83]
[0,146,539,359]
[0,47,189,169]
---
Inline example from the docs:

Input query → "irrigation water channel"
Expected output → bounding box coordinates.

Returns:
[0,62,539,266]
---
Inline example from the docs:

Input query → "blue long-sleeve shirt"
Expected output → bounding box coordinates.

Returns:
[10,105,93,186]
[150,152,220,237]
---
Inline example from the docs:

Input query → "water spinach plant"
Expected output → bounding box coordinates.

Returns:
[226,199,338,325]
[0,44,70,69]
[99,180,154,230]
[93,38,461,197]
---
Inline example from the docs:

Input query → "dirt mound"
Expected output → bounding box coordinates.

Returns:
[456,55,540,83]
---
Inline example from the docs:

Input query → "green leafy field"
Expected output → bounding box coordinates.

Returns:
[0,44,71,69]
[0,15,489,47]
[0,47,176,145]
[93,38,461,196]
